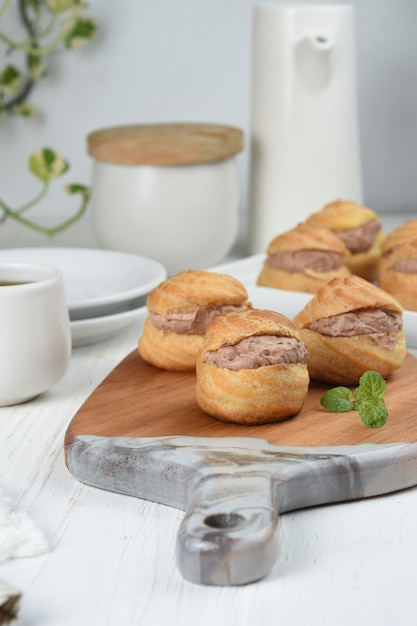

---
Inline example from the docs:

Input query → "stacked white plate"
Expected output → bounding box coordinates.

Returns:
[0,248,166,347]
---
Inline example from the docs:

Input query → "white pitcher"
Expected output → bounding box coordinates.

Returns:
[248,3,363,253]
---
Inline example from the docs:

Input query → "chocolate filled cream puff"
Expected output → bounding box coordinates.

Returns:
[305,199,384,281]
[379,239,417,312]
[293,275,407,385]
[378,218,417,275]
[257,223,351,294]
[138,270,250,371]
[195,308,309,424]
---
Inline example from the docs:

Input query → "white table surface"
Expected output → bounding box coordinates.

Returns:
[1,214,417,626]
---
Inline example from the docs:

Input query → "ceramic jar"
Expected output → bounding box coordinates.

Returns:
[87,123,244,275]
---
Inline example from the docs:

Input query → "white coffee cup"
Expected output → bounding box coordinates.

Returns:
[0,262,71,406]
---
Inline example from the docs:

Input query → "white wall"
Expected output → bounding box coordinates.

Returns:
[0,0,416,249]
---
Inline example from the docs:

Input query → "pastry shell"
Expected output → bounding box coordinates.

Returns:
[138,270,250,371]
[380,219,417,255]
[305,198,384,281]
[196,308,310,424]
[146,269,248,314]
[293,275,407,385]
[379,219,417,275]
[306,199,379,230]
[379,240,417,312]
[257,223,351,294]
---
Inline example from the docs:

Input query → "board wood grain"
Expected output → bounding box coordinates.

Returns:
[65,350,417,449]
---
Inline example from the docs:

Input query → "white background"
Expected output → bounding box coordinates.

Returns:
[0,0,416,249]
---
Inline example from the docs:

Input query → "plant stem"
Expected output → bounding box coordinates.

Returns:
[0,8,58,50]
[15,182,49,214]
[0,187,90,237]
[0,0,13,21]
[2,0,37,112]
[0,20,65,57]
[44,189,90,236]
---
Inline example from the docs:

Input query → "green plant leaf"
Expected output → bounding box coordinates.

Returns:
[320,370,389,428]
[0,65,21,96]
[357,370,387,400]
[14,101,38,119]
[352,386,364,401]
[24,0,44,20]
[65,183,89,198]
[28,148,69,182]
[0,0,96,120]
[46,0,83,14]
[64,17,97,48]
[357,398,388,428]
[320,386,353,413]
[28,55,47,80]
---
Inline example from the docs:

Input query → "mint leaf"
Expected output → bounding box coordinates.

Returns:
[320,387,353,412]
[357,370,387,400]
[357,398,388,428]
[320,370,389,428]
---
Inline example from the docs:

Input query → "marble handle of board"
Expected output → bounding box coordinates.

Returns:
[176,452,361,585]
[177,472,277,585]
[65,434,417,586]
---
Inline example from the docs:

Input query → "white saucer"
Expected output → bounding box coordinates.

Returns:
[0,248,166,318]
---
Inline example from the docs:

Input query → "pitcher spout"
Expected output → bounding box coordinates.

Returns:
[309,34,334,53]
[295,34,334,90]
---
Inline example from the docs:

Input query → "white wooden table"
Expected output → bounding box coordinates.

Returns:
[1,214,417,625]
[1,312,417,626]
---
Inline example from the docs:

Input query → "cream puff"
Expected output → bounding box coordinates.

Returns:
[379,239,417,312]
[138,270,250,371]
[195,308,310,425]
[305,199,384,281]
[257,223,351,294]
[378,218,417,275]
[293,275,407,385]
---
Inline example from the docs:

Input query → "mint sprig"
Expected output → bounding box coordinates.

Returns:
[320,371,388,428]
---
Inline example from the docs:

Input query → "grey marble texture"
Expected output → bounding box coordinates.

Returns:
[66,434,417,586]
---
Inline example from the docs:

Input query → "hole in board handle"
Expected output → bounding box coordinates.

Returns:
[204,512,247,530]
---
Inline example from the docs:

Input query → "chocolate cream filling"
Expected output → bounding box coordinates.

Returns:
[336,219,381,254]
[267,250,342,273]
[392,258,417,273]
[150,304,248,335]
[204,335,308,371]
[309,308,403,349]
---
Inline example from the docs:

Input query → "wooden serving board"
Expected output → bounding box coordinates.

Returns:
[65,350,417,587]
[66,351,417,447]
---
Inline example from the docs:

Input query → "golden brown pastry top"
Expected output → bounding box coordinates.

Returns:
[146,270,249,315]
[266,223,349,256]
[305,199,379,231]
[202,308,303,352]
[381,239,417,267]
[380,219,417,255]
[293,275,404,328]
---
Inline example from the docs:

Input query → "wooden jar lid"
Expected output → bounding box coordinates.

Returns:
[87,123,244,166]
